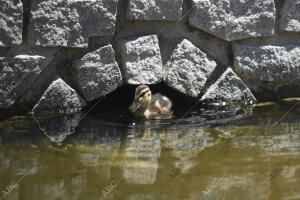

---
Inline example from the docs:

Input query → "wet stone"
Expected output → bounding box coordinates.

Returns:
[73,44,123,102]
[28,0,118,48]
[0,0,23,46]
[164,39,217,98]
[121,35,163,85]
[189,0,275,41]
[32,78,86,113]
[127,0,183,21]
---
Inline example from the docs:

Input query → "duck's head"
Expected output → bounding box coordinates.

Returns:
[129,85,152,114]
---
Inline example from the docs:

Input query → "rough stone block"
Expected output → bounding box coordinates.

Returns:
[234,44,300,97]
[234,45,300,82]
[201,68,256,104]
[280,0,300,32]
[0,0,23,46]
[28,0,118,48]
[0,55,53,108]
[164,39,217,98]
[121,35,163,84]
[32,78,86,113]
[189,0,275,41]
[73,45,123,102]
[127,0,183,21]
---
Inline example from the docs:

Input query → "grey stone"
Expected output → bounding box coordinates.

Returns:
[164,39,217,98]
[121,35,163,84]
[189,0,275,41]
[127,0,183,21]
[280,0,300,32]
[201,68,256,103]
[0,0,23,46]
[31,113,82,144]
[233,44,300,97]
[0,55,53,108]
[73,45,123,102]
[28,0,118,48]
[32,78,86,113]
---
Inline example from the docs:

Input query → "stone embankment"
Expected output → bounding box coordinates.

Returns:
[0,0,300,114]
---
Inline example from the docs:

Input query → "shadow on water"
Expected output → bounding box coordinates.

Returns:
[80,83,255,130]
[0,98,300,199]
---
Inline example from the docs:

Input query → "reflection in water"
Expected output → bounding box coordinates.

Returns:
[227,122,300,155]
[0,152,10,170]
[0,101,300,199]
[123,128,161,184]
[160,128,216,172]
[31,181,65,200]
[127,193,157,200]
[71,117,124,184]
[31,113,82,144]
[13,158,39,176]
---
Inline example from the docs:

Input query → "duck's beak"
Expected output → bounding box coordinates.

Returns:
[129,99,141,113]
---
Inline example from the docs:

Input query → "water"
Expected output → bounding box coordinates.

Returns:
[0,99,300,200]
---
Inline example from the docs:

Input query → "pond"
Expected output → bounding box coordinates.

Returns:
[0,99,300,200]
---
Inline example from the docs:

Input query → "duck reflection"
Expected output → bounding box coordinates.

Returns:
[70,116,162,185]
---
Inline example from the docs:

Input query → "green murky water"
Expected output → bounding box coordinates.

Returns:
[0,100,300,200]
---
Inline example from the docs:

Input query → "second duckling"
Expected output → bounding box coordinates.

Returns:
[129,85,173,119]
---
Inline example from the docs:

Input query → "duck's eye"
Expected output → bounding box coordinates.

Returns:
[139,91,149,98]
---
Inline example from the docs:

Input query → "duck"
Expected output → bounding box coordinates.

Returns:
[129,85,173,119]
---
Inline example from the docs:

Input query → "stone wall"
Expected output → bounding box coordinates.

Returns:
[0,0,300,114]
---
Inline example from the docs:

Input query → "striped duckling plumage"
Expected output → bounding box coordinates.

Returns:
[129,85,173,119]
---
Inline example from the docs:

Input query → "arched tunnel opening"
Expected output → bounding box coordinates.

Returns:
[85,82,200,121]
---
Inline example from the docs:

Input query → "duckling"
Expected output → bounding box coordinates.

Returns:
[129,85,173,119]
